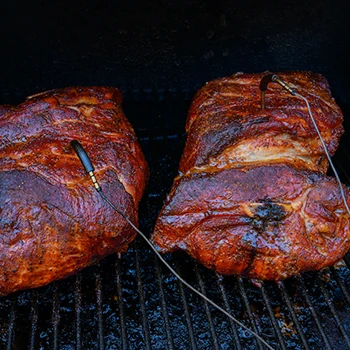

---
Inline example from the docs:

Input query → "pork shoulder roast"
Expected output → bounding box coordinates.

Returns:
[152,72,350,281]
[0,87,148,295]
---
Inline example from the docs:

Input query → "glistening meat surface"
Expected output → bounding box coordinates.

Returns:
[0,87,148,295]
[153,165,350,280]
[152,72,350,280]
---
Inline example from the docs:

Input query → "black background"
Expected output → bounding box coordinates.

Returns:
[1,0,349,113]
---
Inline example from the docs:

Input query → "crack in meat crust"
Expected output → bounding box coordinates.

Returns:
[0,87,148,295]
[152,72,350,281]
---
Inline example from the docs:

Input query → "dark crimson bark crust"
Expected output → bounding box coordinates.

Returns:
[0,87,148,295]
[180,71,344,174]
[152,72,350,281]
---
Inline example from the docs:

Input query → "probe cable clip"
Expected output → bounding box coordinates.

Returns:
[259,73,296,109]
[70,140,101,192]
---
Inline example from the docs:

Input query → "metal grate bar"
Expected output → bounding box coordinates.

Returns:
[260,285,287,350]
[29,291,39,350]
[318,272,350,349]
[152,95,203,349]
[115,258,128,350]
[134,241,152,350]
[237,277,263,350]
[193,264,220,350]
[74,274,82,350]
[215,275,242,349]
[6,297,16,350]
[175,263,198,350]
[52,285,60,350]
[95,270,105,350]
[154,256,175,350]
[277,281,310,350]
[140,96,176,349]
[329,266,350,305]
[297,276,332,349]
[144,95,180,348]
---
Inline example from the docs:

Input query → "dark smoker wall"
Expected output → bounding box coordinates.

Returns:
[0,0,349,112]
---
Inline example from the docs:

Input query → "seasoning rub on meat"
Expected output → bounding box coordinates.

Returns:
[152,72,350,281]
[0,87,148,295]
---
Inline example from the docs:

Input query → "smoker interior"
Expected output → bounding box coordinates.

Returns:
[0,90,349,350]
[1,1,350,349]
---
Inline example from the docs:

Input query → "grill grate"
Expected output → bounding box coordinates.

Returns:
[1,89,350,349]
[278,281,310,349]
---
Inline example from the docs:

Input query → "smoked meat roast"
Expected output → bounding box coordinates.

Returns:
[0,87,148,295]
[152,72,350,281]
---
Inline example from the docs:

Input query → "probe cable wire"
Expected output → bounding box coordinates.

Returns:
[295,92,350,216]
[260,74,349,215]
[97,189,275,350]
[71,86,349,350]
[70,137,275,349]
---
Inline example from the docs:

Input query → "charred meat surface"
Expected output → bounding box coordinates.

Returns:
[152,72,350,281]
[0,87,148,296]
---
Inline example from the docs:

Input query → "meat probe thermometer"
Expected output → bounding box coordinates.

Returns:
[70,139,275,350]
[260,73,350,216]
